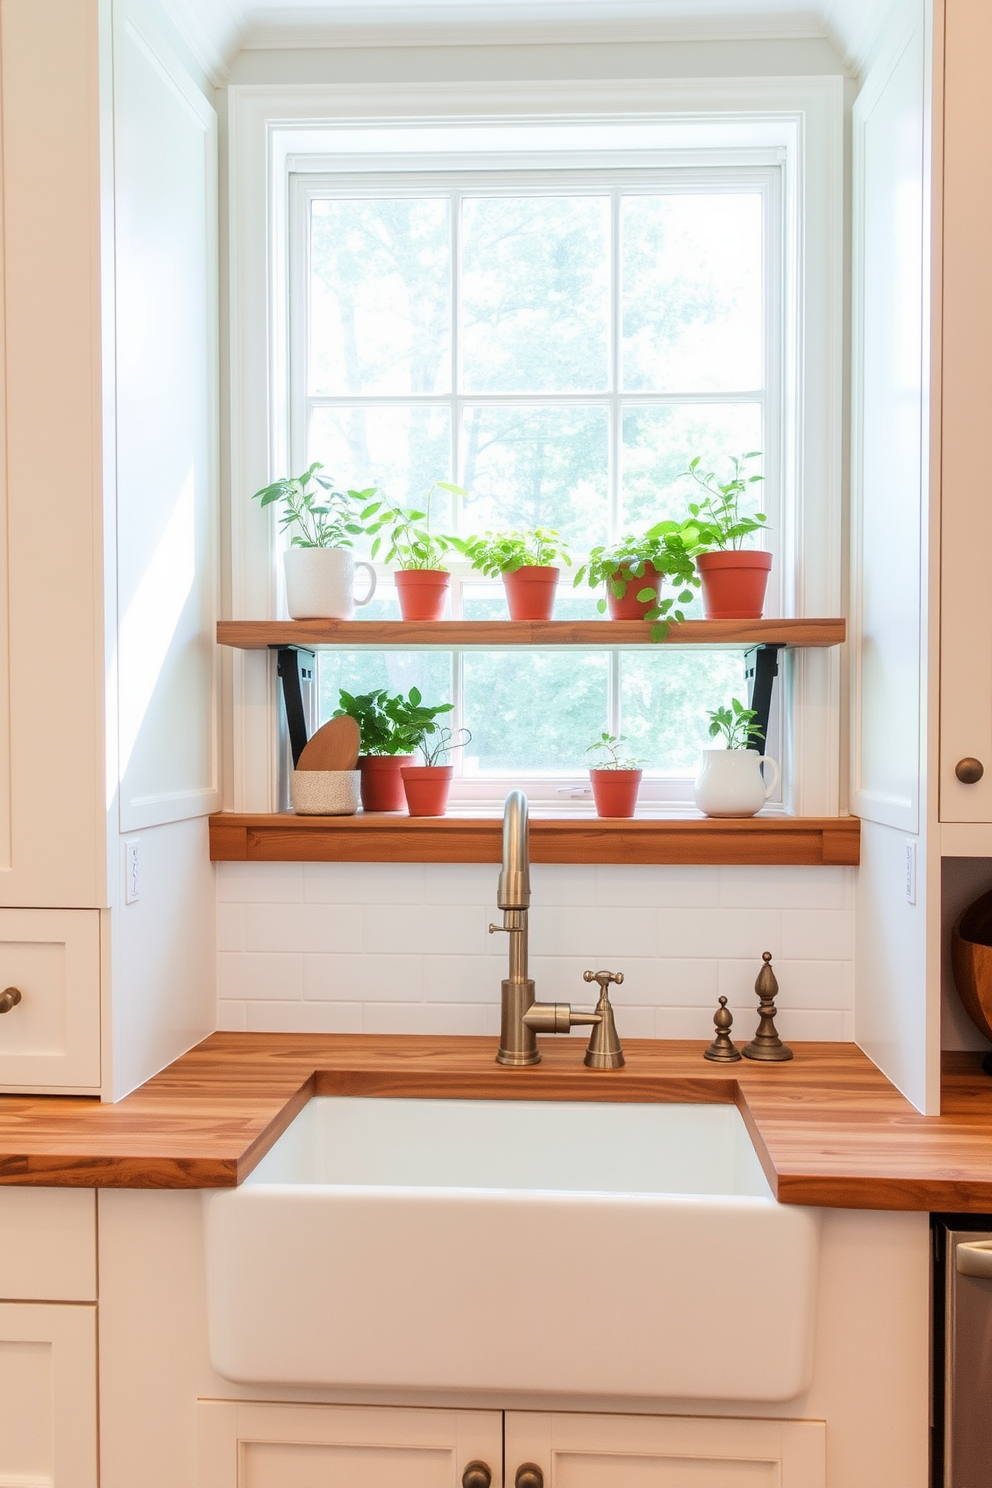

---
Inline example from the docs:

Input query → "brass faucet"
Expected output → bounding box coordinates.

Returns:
[490,790,624,1068]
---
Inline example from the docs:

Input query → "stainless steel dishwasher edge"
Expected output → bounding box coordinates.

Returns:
[932,1216,992,1487]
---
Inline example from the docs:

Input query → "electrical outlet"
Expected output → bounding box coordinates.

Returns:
[125,839,140,904]
[904,839,917,905]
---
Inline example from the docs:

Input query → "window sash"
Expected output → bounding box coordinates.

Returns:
[286,159,785,804]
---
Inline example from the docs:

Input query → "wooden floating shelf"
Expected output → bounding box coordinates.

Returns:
[217,617,846,651]
[209,812,861,867]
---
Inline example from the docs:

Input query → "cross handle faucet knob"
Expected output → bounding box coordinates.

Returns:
[583,968,624,996]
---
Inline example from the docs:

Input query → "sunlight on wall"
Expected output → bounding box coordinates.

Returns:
[114,468,197,793]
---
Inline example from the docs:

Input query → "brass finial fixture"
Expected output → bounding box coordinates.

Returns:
[741,951,793,1062]
[703,995,742,1062]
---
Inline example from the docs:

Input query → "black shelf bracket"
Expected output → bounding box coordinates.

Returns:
[744,643,783,753]
[275,646,315,767]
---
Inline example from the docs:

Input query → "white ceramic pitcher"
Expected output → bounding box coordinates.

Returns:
[694,748,780,818]
[284,547,377,620]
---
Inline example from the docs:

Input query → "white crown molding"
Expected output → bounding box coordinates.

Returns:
[820,0,905,74]
[164,0,245,82]
[240,2,827,52]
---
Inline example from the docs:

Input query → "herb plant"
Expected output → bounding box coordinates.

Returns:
[458,527,572,576]
[362,481,464,571]
[585,732,645,770]
[418,725,473,767]
[706,698,764,750]
[333,687,454,756]
[679,451,767,551]
[572,523,699,637]
[251,462,377,548]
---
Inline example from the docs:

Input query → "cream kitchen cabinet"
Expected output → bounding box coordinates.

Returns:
[0,910,102,1094]
[506,1411,826,1488]
[939,0,992,825]
[0,1189,98,1488]
[196,1401,503,1488]
[194,1401,826,1488]
[0,0,219,1098]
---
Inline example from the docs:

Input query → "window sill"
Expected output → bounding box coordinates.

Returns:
[208,811,860,866]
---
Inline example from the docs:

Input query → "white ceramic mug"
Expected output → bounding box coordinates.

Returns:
[284,547,377,620]
[694,748,780,818]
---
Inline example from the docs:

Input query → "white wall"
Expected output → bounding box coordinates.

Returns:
[217,861,855,1041]
[849,0,936,1111]
[102,0,221,1097]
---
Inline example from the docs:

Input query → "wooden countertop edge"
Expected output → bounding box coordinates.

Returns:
[3,1034,992,1209]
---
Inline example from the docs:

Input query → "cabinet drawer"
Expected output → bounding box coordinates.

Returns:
[0,1189,96,1301]
[0,910,100,1092]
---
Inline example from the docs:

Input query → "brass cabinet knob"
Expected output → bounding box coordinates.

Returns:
[956,757,985,784]
[0,986,21,1014]
[462,1464,492,1488]
[515,1467,545,1488]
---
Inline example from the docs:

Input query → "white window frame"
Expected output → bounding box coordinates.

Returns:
[226,78,844,817]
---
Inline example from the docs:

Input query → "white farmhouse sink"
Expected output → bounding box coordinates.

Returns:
[204,1097,819,1402]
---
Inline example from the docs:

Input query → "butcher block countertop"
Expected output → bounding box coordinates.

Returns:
[3,1034,992,1210]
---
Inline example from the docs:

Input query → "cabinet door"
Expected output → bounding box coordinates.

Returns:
[0,909,101,1093]
[939,0,992,821]
[197,1401,502,1488]
[0,1302,97,1488]
[505,1412,825,1488]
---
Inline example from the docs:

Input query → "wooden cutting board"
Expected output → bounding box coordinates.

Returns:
[296,715,361,771]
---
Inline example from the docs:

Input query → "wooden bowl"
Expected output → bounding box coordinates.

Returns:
[951,889,992,1041]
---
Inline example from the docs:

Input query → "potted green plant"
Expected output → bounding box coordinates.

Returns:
[252,462,378,620]
[572,524,699,635]
[458,528,572,620]
[362,482,464,621]
[585,732,645,818]
[401,726,472,817]
[678,451,771,619]
[333,687,454,811]
[694,699,779,817]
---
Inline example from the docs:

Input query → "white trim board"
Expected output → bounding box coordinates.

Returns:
[226,76,844,816]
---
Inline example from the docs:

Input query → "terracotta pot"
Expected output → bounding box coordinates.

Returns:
[357,754,415,812]
[395,569,450,621]
[589,768,642,818]
[605,561,664,621]
[696,551,772,620]
[401,764,454,817]
[503,566,560,621]
[952,890,992,1044]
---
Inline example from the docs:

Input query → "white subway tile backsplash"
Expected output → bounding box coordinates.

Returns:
[216,901,245,953]
[364,903,489,957]
[245,902,365,955]
[595,864,720,908]
[218,951,304,1002]
[423,864,512,906]
[217,999,247,1031]
[245,1000,364,1033]
[305,861,426,905]
[304,954,424,1002]
[781,909,856,961]
[362,1002,491,1036]
[216,860,856,1040]
[656,906,782,961]
[529,906,658,959]
[529,864,598,907]
[718,865,853,911]
[717,956,854,1011]
[217,861,304,903]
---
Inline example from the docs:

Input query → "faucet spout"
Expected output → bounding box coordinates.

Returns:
[492,790,625,1070]
[498,788,531,910]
